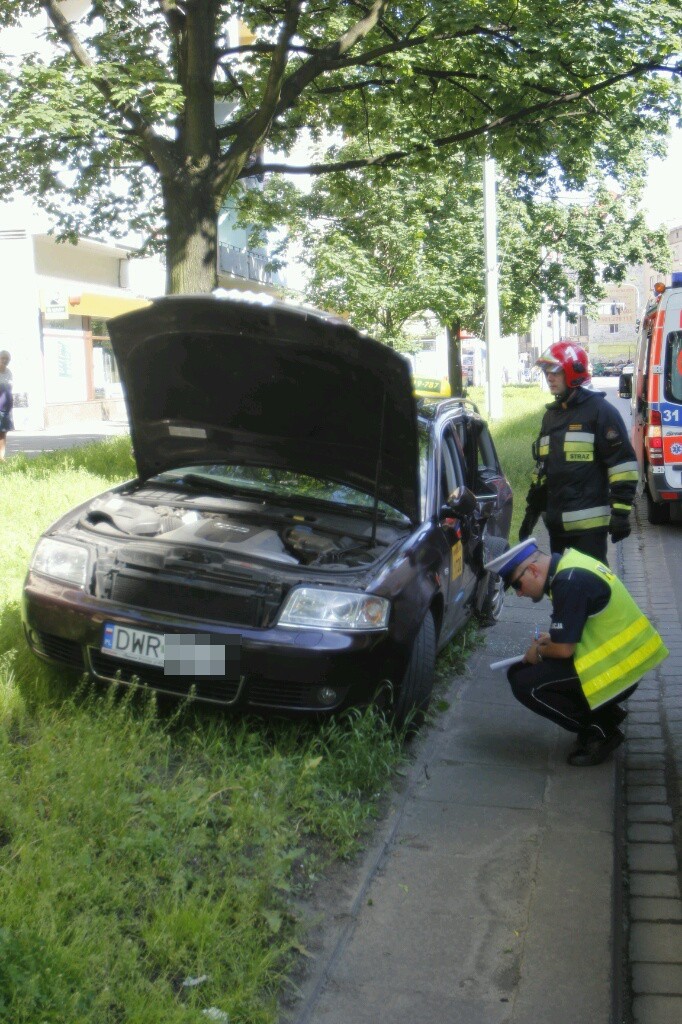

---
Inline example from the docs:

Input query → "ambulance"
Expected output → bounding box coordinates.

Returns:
[629,271,682,523]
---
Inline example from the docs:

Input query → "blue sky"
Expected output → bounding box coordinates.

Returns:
[641,127,682,229]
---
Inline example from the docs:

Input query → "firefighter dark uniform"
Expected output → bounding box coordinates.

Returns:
[519,344,638,563]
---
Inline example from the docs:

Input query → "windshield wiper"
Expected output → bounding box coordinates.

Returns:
[153,473,261,498]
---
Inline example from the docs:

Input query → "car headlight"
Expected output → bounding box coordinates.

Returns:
[31,538,89,588]
[278,588,390,631]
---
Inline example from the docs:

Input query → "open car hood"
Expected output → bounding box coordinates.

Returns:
[107,293,421,523]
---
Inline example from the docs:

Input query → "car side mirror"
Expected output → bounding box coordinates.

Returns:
[441,485,478,519]
[619,376,632,398]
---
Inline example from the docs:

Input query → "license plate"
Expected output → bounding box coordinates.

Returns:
[102,624,165,667]
[101,625,240,678]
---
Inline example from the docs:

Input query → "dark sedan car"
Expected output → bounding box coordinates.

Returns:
[23,294,512,725]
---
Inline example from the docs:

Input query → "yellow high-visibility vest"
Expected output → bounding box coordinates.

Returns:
[551,549,668,709]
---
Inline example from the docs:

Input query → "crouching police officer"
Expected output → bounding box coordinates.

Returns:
[485,539,668,766]
[519,342,639,564]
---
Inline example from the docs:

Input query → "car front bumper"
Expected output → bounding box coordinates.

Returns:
[22,574,407,714]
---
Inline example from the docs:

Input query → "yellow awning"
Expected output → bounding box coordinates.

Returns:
[67,292,151,319]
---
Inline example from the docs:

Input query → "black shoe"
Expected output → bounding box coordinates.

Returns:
[567,728,624,767]
[570,728,594,752]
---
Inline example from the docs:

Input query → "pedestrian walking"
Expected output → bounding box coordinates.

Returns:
[485,539,668,766]
[0,349,13,461]
[518,342,638,563]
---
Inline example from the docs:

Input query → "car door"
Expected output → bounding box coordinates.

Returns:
[438,421,478,638]
[454,414,513,541]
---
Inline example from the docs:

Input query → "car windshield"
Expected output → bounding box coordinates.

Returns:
[153,464,409,522]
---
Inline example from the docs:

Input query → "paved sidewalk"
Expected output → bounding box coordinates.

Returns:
[286,527,622,1024]
[6,420,129,458]
[619,498,682,1024]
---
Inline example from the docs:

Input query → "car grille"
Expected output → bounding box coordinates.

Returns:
[88,650,242,705]
[32,630,85,671]
[107,571,273,627]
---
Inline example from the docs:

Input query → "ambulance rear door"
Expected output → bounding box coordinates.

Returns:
[661,283,682,491]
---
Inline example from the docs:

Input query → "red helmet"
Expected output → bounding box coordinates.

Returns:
[535,342,590,389]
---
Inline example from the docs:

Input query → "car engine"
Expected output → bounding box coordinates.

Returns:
[82,495,391,569]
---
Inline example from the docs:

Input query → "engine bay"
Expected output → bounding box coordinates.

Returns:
[81,491,402,569]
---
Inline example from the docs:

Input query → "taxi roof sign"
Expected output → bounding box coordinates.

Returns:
[413,376,451,398]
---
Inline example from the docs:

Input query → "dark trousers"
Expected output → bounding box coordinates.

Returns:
[548,529,608,564]
[507,657,636,737]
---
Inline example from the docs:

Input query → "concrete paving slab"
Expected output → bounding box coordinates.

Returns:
[511,820,613,1024]
[628,824,675,843]
[629,874,681,898]
[632,962,682,994]
[630,898,682,921]
[628,845,679,872]
[627,785,669,803]
[630,922,682,962]
[632,994,682,1024]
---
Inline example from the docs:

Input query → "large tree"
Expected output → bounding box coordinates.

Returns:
[0,1,679,293]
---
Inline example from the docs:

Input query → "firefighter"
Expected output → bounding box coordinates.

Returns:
[485,539,668,766]
[519,342,639,564]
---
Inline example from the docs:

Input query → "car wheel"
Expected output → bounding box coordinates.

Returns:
[646,488,670,524]
[477,571,505,625]
[392,611,436,732]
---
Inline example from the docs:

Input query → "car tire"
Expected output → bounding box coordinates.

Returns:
[646,488,670,524]
[392,611,436,732]
[477,571,505,625]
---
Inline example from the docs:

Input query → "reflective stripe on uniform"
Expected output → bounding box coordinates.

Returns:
[612,502,632,513]
[575,616,649,675]
[538,434,549,456]
[561,505,610,530]
[580,633,664,704]
[608,460,639,483]
[564,432,595,444]
[564,433,594,453]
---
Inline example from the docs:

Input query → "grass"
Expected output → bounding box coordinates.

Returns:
[467,383,547,538]
[0,391,542,1021]
[0,692,402,1024]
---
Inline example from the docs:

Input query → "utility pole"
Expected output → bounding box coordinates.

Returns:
[483,155,503,420]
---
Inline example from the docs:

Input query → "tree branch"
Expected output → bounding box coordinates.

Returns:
[39,0,176,177]
[215,0,303,196]
[272,1,392,118]
[246,60,679,179]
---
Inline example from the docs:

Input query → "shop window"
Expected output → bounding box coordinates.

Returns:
[91,319,121,394]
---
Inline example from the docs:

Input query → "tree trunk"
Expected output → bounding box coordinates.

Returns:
[446,321,463,395]
[163,171,219,294]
